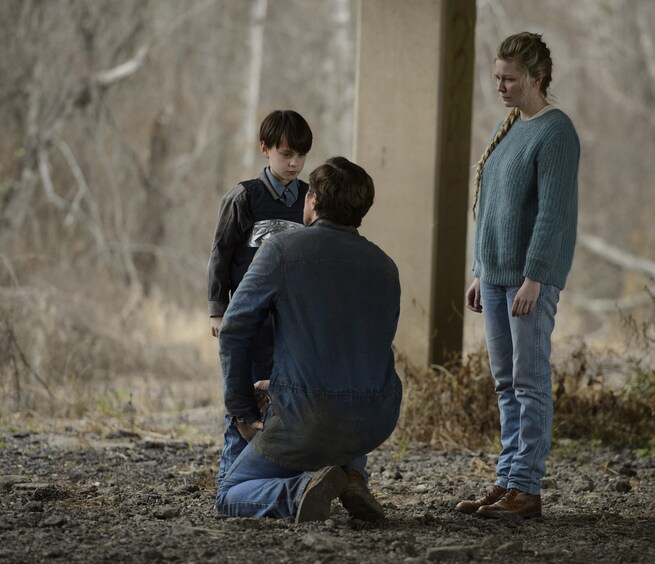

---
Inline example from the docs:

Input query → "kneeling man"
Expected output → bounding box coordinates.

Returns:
[215,157,402,523]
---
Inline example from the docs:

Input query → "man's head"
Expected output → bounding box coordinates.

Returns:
[259,110,313,185]
[304,157,375,227]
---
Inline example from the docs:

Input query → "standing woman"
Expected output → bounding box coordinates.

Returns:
[457,32,579,519]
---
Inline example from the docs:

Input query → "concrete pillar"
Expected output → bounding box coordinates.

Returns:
[354,0,476,367]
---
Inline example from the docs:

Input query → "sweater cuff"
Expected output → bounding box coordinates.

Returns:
[208,301,228,317]
[523,258,550,284]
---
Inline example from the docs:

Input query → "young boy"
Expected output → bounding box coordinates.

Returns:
[207,110,313,484]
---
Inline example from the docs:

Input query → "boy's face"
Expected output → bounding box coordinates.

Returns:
[260,139,307,185]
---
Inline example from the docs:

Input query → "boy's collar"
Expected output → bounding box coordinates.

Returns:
[265,166,297,195]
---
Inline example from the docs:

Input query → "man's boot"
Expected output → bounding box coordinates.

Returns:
[295,466,347,524]
[339,469,386,521]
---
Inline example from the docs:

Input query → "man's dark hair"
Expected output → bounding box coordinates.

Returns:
[308,157,374,228]
[259,110,313,154]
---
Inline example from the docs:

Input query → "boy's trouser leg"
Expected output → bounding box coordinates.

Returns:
[215,442,312,519]
[217,415,248,488]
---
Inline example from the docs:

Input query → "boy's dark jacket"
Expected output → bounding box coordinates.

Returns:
[207,168,309,317]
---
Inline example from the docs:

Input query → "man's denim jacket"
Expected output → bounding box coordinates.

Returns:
[219,219,403,470]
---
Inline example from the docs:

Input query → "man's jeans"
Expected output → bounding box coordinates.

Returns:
[215,434,367,518]
[481,281,560,496]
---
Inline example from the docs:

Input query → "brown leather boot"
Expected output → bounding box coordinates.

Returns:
[455,485,507,514]
[339,469,386,521]
[476,488,542,519]
[295,466,347,524]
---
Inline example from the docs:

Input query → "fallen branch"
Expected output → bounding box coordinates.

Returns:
[578,232,655,278]
[573,232,655,313]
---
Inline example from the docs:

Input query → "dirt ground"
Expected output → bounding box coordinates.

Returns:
[1,417,654,564]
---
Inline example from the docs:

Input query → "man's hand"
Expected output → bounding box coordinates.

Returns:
[235,420,263,442]
[254,380,271,414]
[466,278,482,313]
[511,278,541,317]
[210,316,223,338]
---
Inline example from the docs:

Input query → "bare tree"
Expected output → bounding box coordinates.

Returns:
[240,0,268,176]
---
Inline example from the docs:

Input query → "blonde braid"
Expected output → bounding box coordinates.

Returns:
[472,107,520,218]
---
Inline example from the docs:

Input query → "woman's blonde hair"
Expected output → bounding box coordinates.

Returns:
[472,32,552,217]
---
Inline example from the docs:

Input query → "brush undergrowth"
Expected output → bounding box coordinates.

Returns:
[395,293,655,450]
[2,286,654,450]
[0,287,213,434]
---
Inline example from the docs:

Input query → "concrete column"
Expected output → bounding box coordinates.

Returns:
[354,0,476,367]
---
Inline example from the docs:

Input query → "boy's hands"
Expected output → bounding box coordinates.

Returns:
[466,278,482,313]
[234,380,270,441]
[254,380,271,414]
[210,316,222,337]
[235,420,263,441]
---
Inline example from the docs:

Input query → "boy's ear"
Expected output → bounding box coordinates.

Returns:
[259,141,269,156]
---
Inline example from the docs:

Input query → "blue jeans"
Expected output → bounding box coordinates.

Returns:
[215,431,368,519]
[215,388,380,519]
[481,281,560,496]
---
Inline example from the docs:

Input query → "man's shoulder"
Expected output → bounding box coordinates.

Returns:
[274,225,398,270]
[360,236,399,273]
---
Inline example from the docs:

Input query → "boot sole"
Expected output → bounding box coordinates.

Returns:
[296,466,347,524]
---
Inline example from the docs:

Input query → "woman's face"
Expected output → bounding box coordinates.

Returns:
[494,59,539,110]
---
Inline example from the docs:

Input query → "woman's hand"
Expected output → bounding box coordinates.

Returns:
[466,278,482,313]
[512,278,541,317]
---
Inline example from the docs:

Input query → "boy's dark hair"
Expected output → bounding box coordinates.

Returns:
[259,110,313,154]
[308,157,374,228]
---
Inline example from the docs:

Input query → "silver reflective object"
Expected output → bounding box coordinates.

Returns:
[247,219,304,247]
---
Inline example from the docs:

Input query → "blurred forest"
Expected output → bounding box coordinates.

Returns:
[0,0,653,429]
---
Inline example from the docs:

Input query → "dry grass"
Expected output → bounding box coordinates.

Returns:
[393,349,499,449]
[2,286,654,451]
[395,319,655,450]
[0,287,218,439]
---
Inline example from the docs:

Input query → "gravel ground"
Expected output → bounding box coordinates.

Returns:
[1,426,654,563]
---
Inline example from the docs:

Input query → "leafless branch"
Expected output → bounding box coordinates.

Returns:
[54,138,109,255]
[1,313,54,400]
[95,45,149,88]
[572,231,655,312]
[37,148,67,207]
[578,232,655,278]
[572,286,655,313]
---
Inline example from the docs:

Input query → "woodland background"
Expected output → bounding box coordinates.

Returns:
[1,0,653,445]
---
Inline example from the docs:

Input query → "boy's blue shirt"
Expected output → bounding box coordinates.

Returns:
[264,167,299,206]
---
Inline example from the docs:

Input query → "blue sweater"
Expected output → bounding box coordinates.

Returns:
[473,109,580,290]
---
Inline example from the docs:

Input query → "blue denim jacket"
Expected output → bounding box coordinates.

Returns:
[219,219,402,470]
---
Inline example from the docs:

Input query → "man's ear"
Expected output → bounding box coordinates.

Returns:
[259,141,269,156]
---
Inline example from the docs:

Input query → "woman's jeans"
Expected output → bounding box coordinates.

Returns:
[215,416,367,519]
[481,281,560,496]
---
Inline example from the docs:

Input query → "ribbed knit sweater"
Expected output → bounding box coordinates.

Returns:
[473,108,580,290]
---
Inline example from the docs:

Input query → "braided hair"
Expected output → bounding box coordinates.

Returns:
[472,32,553,218]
